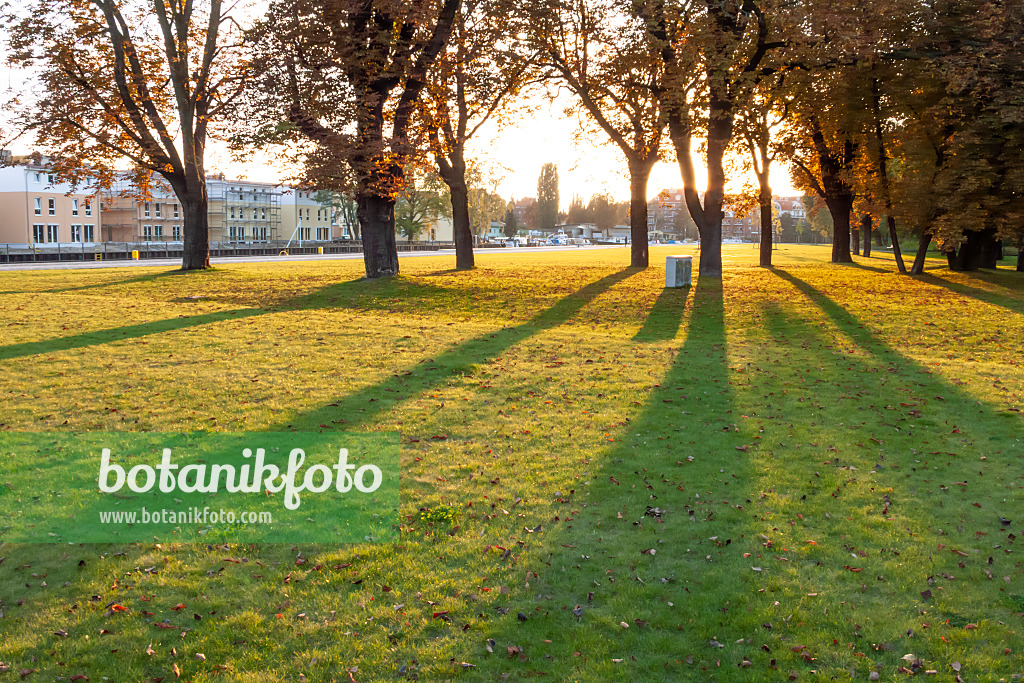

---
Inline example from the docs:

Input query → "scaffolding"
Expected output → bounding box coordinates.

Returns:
[207,178,283,243]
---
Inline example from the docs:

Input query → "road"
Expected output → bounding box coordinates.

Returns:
[0,244,641,271]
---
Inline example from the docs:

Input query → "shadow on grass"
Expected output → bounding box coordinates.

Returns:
[0,270,532,363]
[848,261,891,274]
[44,269,200,294]
[914,272,1024,316]
[0,308,265,362]
[633,286,689,343]
[266,267,642,431]
[476,278,753,680]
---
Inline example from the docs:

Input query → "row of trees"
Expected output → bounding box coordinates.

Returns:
[4,0,1021,275]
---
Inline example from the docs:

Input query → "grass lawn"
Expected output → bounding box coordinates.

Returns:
[0,244,1022,682]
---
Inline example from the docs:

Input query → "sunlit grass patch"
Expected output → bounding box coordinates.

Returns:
[0,245,1022,681]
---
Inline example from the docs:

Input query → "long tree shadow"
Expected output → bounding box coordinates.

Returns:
[0,308,266,362]
[632,285,689,342]
[44,269,196,294]
[478,278,757,681]
[265,268,642,432]
[847,261,891,274]
[915,272,1024,316]
[0,270,529,363]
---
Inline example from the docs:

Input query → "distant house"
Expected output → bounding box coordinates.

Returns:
[0,158,102,245]
[280,189,337,242]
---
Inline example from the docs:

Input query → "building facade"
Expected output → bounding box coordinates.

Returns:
[101,179,182,242]
[207,176,282,243]
[0,161,101,245]
[280,189,337,242]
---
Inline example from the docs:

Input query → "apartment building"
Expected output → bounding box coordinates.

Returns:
[0,160,101,245]
[101,179,182,242]
[101,175,285,243]
[280,188,337,242]
[208,176,282,242]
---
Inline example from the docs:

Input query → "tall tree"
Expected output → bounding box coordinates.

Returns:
[734,77,788,267]
[425,0,535,270]
[4,0,246,270]
[926,0,1024,271]
[536,162,560,231]
[396,169,446,242]
[526,0,670,267]
[566,194,589,224]
[314,188,360,240]
[648,0,783,276]
[503,205,519,237]
[243,0,459,278]
[789,115,858,263]
[587,193,621,233]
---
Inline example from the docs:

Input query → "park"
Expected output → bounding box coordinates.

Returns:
[1,0,1022,678]
[0,244,1021,680]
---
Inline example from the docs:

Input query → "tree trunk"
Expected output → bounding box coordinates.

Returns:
[628,159,652,268]
[1017,244,1024,272]
[437,148,475,270]
[852,226,861,256]
[825,197,853,263]
[946,227,999,271]
[861,214,872,257]
[808,118,855,264]
[759,184,773,268]
[179,188,210,271]
[910,231,931,275]
[450,182,474,269]
[358,194,399,278]
[697,107,731,278]
[668,92,728,278]
[887,215,907,273]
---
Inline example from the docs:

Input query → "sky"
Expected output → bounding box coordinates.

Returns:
[4,59,799,210]
[203,92,800,208]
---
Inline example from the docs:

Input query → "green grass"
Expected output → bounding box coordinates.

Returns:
[0,244,1022,682]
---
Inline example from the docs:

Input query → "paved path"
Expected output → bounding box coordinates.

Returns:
[0,244,642,272]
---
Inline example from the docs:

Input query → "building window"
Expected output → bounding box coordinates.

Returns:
[172,225,181,240]
[143,225,153,240]
[72,199,79,216]
[299,227,311,240]
[255,226,267,241]
[33,172,41,184]
[230,207,235,219]
[252,208,258,220]
[173,204,179,218]
[306,208,311,220]
[229,226,237,240]
[32,224,44,243]
[71,225,81,242]
[144,202,150,218]
[316,227,329,241]
[47,174,55,184]
[155,203,162,217]
[47,224,58,242]
[261,208,266,220]
[48,198,56,215]
[154,225,163,238]
[83,224,94,242]
[85,200,92,216]
[237,226,245,240]
[34,198,41,215]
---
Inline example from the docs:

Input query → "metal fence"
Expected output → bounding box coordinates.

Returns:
[0,240,461,264]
